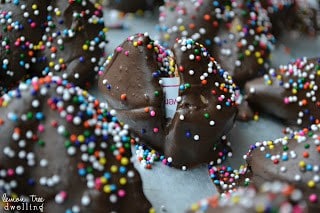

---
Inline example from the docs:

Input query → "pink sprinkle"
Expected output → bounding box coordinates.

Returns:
[283,97,289,104]
[116,46,123,52]
[30,22,36,28]
[7,168,15,176]
[59,191,68,200]
[124,51,129,56]
[118,189,126,197]
[38,124,45,132]
[162,159,167,165]
[66,114,73,122]
[150,110,156,117]
[309,194,318,203]
[153,128,159,133]
[95,178,102,189]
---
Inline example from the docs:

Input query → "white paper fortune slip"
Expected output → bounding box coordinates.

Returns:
[161,77,180,119]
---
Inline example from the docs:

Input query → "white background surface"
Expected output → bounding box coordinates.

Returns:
[93,9,320,213]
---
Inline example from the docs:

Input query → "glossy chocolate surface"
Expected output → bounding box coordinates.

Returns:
[0,76,152,213]
[99,34,238,168]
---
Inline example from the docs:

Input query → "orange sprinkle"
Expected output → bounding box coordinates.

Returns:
[144,107,149,113]
[119,147,125,154]
[201,80,207,85]
[301,99,307,106]
[14,127,21,134]
[50,47,57,53]
[130,138,136,144]
[203,14,211,21]
[303,151,309,158]
[120,94,127,101]
[70,134,77,142]
[189,23,195,29]
[116,154,122,161]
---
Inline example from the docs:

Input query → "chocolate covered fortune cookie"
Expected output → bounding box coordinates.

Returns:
[158,0,275,86]
[0,0,107,94]
[99,33,238,168]
[244,124,320,212]
[0,76,152,213]
[245,57,320,127]
[187,181,308,213]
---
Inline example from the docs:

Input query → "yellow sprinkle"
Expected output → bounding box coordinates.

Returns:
[267,80,272,85]
[103,185,111,193]
[231,195,240,204]
[149,208,156,213]
[133,41,138,47]
[100,177,107,184]
[255,52,261,58]
[253,114,259,121]
[257,58,264,64]
[121,157,129,166]
[49,62,54,67]
[99,158,107,165]
[110,165,118,173]
[58,58,64,64]
[164,33,170,41]
[269,144,274,150]
[276,75,282,80]
[190,203,199,211]
[255,204,265,213]
[82,90,88,97]
[245,50,251,56]
[236,24,242,31]
[317,70,320,75]
[82,44,88,51]
[2,101,8,107]
[103,27,108,33]
[32,4,37,10]
[309,83,314,89]
[299,161,306,168]
[179,25,185,32]
[308,180,316,188]
[77,135,85,142]
[55,10,61,16]
[267,141,273,146]
[119,177,127,185]
[292,88,297,94]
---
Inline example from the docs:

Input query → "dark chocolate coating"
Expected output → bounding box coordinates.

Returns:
[158,0,275,86]
[0,0,47,94]
[0,0,107,95]
[106,0,164,13]
[244,57,320,127]
[98,33,238,168]
[261,0,319,37]
[0,76,152,213]
[245,125,320,212]
[186,181,308,213]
